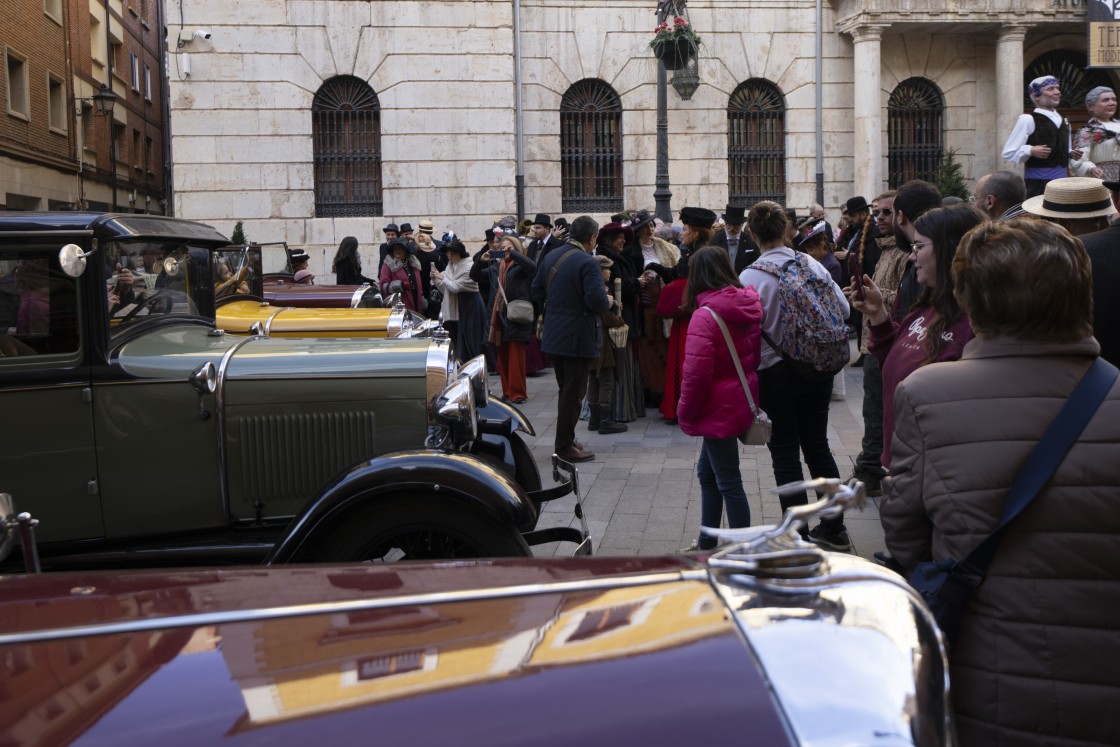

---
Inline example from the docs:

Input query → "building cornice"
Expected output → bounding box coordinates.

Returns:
[834,0,1070,37]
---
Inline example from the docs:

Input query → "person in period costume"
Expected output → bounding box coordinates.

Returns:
[1002,75,1079,198]
[596,221,643,422]
[586,255,629,435]
[625,210,680,408]
[378,239,424,312]
[471,229,536,404]
[707,204,759,274]
[432,239,486,364]
[1072,86,1120,181]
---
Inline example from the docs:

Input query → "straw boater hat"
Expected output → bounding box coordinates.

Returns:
[1022,177,1118,220]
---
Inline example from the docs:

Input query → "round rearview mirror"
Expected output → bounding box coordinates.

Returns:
[163,256,181,276]
[59,244,92,278]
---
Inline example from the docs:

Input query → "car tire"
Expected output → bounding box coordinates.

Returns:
[315,498,531,563]
[511,433,542,494]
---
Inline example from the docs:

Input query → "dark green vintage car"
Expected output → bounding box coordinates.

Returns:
[0,213,588,571]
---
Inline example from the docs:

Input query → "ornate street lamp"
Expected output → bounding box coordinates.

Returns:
[77,84,117,116]
[653,1,700,222]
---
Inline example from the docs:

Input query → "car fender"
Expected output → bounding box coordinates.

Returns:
[265,450,538,564]
[477,398,535,436]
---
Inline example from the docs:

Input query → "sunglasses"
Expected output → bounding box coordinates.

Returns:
[874,208,893,216]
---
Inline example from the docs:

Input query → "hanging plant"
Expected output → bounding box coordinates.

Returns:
[650,16,701,71]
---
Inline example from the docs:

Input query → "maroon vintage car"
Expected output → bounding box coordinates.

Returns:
[257,242,383,308]
[0,482,953,746]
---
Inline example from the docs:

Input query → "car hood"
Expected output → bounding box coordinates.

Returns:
[0,558,793,746]
[217,300,394,337]
[114,324,431,380]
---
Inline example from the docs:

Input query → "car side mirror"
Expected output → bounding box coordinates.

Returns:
[59,244,93,278]
[189,361,217,420]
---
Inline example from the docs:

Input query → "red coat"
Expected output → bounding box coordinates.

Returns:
[677,285,763,439]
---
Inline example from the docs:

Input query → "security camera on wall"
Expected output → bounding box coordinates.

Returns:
[194,29,212,40]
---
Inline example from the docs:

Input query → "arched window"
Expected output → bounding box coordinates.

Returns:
[728,79,786,206]
[312,76,382,217]
[560,79,623,213]
[888,77,944,188]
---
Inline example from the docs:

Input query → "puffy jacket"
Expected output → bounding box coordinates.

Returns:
[677,285,763,439]
[882,336,1120,747]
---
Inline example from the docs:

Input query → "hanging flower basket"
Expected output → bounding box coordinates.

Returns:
[650,16,701,71]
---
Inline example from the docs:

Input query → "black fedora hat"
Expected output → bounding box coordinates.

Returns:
[844,196,870,215]
[399,222,414,233]
[531,213,552,228]
[383,223,399,234]
[721,204,747,225]
[679,206,717,229]
[630,209,656,231]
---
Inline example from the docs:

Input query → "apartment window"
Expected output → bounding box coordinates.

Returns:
[728,79,786,206]
[312,76,383,217]
[111,43,123,79]
[130,53,139,91]
[560,79,623,213]
[143,64,151,101]
[48,74,66,134]
[5,49,29,119]
[887,78,944,188]
[144,136,153,175]
[44,0,63,24]
[132,129,141,170]
[90,16,105,70]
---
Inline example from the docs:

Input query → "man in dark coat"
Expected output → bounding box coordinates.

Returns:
[531,215,610,462]
[378,223,400,271]
[1076,179,1120,367]
[707,203,759,274]
[527,213,559,263]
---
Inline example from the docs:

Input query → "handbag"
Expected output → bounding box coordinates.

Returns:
[608,277,630,348]
[496,276,534,325]
[909,357,1118,646]
[701,307,771,445]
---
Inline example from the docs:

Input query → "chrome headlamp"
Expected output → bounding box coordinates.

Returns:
[456,355,488,407]
[424,329,456,407]
[431,377,478,444]
[387,303,427,338]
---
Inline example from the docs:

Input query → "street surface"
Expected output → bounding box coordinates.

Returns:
[516,340,887,562]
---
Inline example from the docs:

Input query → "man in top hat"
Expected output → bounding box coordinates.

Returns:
[1077,178,1120,366]
[527,213,558,263]
[398,222,415,239]
[708,203,759,274]
[1003,76,1082,198]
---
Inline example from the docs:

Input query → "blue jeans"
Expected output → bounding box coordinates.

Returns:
[758,361,844,531]
[696,436,751,549]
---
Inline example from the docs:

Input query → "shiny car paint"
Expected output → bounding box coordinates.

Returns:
[0,545,951,746]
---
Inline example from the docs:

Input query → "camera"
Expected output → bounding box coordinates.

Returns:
[194,29,212,40]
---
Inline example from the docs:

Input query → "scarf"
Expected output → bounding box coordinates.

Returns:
[488,258,512,347]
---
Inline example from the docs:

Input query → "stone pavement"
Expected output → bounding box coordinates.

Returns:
[509,340,887,562]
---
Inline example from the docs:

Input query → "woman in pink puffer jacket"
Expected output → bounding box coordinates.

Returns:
[677,246,763,550]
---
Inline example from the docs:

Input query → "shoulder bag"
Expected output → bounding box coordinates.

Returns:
[701,307,771,445]
[496,275,534,325]
[909,357,1118,646]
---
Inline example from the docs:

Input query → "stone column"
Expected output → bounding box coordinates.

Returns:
[851,25,885,201]
[996,25,1030,165]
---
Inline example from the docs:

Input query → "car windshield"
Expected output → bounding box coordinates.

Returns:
[104,240,211,336]
[213,245,263,300]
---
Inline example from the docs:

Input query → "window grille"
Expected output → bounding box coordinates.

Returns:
[728,79,786,206]
[888,78,944,188]
[312,76,382,217]
[560,79,623,213]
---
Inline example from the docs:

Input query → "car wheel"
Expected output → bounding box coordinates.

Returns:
[317,499,531,563]
[510,433,542,494]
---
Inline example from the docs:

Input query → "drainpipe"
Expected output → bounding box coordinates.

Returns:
[106,0,119,212]
[815,0,824,207]
[157,0,173,215]
[513,0,526,220]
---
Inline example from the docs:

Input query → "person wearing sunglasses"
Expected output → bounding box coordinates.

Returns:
[846,203,985,470]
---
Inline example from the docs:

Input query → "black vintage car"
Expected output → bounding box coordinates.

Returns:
[0,212,588,571]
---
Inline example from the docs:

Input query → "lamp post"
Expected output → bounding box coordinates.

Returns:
[653,1,673,222]
[75,84,117,211]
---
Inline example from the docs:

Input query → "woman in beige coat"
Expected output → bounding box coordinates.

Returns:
[881,219,1120,746]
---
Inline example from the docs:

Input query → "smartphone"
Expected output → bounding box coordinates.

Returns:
[491,250,507,260]
[850,257,864,299]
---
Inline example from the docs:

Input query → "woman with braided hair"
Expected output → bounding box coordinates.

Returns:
[841,196,880,363]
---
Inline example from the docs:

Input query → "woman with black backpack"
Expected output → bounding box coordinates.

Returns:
[740,202,852,551]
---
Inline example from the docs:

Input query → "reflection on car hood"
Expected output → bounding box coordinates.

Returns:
[217,300,394,337]
[0,558,793,746]
[115,324,431,380]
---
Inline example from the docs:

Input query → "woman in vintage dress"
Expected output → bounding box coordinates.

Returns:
[1072,86,1120,180]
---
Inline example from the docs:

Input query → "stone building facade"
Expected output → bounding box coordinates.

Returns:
[1,0,169,213]
[167,0,1113,279]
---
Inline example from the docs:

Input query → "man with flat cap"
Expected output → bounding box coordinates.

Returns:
[708,204,759,275]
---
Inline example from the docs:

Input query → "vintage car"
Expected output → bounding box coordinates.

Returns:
[259,241,382,308]
[0,212,587,572]
[214,244,434,339]
[0,482,953,746]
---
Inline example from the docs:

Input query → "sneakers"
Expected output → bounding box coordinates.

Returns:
[806,524,853,551]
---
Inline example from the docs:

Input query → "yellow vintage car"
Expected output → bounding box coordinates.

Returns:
[213,245,436,339]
